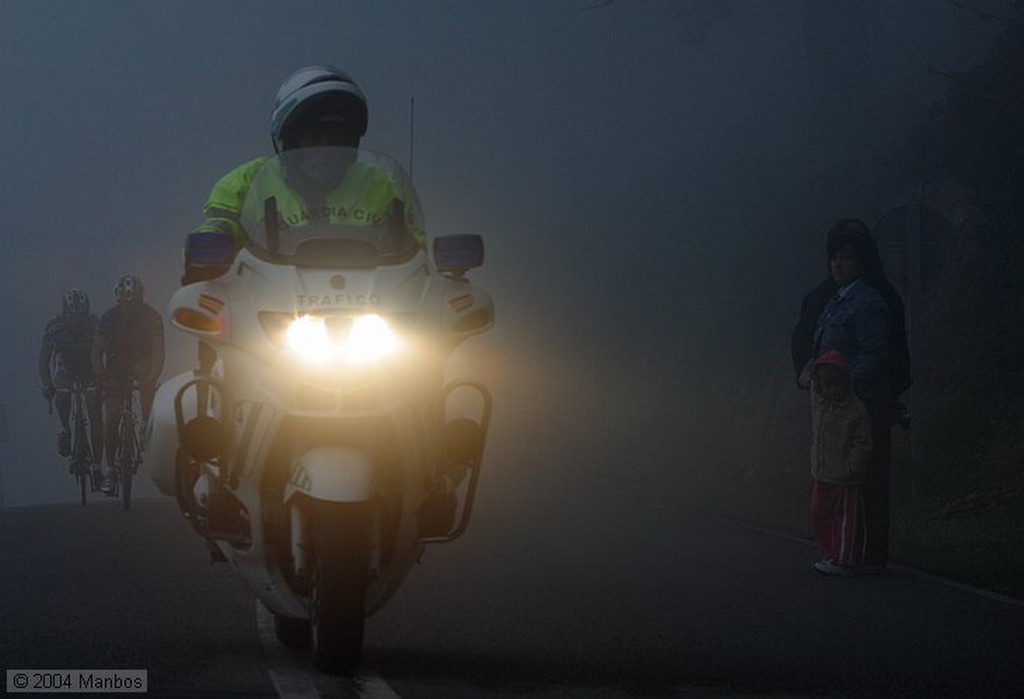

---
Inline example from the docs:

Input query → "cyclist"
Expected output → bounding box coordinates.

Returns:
[38,289,103,477]
[91,275,165,494]
[183,65,424,284]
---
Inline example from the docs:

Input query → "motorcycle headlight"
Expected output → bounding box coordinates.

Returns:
[280,313,400,366]
[344,314,400,364]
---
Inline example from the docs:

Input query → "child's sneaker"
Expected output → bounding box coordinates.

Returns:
[814,559,856,576]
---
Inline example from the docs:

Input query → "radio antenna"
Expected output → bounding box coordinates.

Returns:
[408,97,415,178]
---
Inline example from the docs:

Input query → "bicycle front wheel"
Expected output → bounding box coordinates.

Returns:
[121,461,133,509]
[117,416,136,510]
[72,403,90,506]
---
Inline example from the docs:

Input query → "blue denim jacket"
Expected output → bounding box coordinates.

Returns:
[812,280,890,401]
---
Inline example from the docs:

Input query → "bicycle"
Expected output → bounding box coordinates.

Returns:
[106,379,145,510]
[52,382,99,505]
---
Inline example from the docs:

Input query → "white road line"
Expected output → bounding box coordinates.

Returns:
[351,671,402,699]
[256,601,322,699]
[719,516,1024,607]
[898,565,1024,607]
[256,601,404,698]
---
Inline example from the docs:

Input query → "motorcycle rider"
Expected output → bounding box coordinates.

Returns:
[92,275,165,494]
[183,65,424,285]
[38,289,103,477]
[182,65,457,532]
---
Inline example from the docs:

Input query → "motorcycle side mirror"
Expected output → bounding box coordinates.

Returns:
[434,234,484,277]
[183,232,236,285]
[186,232,235,265]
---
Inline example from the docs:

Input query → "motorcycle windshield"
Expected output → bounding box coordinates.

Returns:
[239,147,424,268]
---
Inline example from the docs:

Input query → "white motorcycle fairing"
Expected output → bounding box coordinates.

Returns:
[284,446,374,504]
[143,146,494,674]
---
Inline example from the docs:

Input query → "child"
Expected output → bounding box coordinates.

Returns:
[809,349,873,575]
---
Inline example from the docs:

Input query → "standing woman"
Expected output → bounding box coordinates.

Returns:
[795,219,904,571]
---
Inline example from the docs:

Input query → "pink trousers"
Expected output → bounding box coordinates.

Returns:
[811,480,866,567]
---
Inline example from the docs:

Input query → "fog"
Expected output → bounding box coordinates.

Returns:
[0,0,1011,507]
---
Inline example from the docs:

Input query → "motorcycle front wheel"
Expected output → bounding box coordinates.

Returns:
[309,499,371,674]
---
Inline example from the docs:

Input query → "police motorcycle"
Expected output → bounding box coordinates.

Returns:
[145,146,494,674]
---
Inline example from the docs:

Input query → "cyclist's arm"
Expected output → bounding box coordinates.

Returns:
[91,334,108,378]
[38,342,54,388]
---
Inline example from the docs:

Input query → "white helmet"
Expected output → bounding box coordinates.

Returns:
[270,66,368,153]
[62,288,89,315]
[114,274,144,304]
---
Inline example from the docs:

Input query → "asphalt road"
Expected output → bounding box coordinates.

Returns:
[1,486,1022,698]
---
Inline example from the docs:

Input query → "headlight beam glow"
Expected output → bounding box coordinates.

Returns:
[285,314,399,366]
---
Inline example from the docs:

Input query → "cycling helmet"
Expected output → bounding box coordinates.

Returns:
[62,288,89,315]
[114,275,144,303]
[270,65,368,153]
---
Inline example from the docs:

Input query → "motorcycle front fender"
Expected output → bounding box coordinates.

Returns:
[283,446,374,504]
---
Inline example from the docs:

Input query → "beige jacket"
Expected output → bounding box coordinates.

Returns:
[809,389,873,485]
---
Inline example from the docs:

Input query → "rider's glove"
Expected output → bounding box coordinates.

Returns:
[41,384,56,401]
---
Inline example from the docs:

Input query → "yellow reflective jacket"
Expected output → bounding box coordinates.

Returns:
[197,156,425,248]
